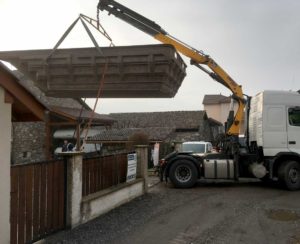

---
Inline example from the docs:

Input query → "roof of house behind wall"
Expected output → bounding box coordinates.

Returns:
[12,70,87,109]
[0,62,46,121]
[87,127,175,143]
[202,94,231,105]
[109,111,207,129]
[50,106,115,124]
[9,69,114,124]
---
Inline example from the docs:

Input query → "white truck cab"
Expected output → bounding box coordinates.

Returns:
[249,90,300,156]
[161,91,300,191]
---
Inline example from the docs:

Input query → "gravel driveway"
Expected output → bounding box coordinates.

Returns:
[45,178,300,244]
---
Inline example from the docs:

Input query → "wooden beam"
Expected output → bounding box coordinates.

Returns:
[49,109,76,121]
[48,122,77,126]
[45,111,52,160]
[76,123,80,151]
[0,67,46,121]
[4,90,14,104]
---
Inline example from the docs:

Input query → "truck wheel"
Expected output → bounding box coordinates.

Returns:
[169,160,198,188]
[278,161,300,191]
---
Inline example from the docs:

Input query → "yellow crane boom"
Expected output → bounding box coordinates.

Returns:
[98,0,245,136]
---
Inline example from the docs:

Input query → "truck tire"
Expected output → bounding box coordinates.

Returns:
[169,159,198,188]
[278,160,300,191]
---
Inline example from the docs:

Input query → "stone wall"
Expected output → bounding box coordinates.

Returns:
[199,117,213,142]
[169,131,201,142]
[11,122,46,164]
[10,72,88,165]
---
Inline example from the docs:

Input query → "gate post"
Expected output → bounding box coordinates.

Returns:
[61,152,84,228]
[135,145,149,192]
[0,87,11,244]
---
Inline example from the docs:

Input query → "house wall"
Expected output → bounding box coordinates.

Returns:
[0,87,11,244]
[11,122,46,164]
[169,131,202,142]
[10,73,87,164]
[199,117,213,142]
[204,104,222,122]
[204,102,246,134]
[204,102,238,124]
[168,118,213,143]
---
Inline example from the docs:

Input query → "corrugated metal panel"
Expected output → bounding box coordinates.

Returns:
[249,92,263,146]
[53,128,102,139]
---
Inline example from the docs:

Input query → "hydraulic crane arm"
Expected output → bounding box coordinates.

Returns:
[98,0,245,136]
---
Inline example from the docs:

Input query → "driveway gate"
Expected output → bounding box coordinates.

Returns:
[10,159,66,244]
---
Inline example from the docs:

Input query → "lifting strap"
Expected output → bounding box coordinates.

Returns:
[46,13,114,61]
[82,61,109,143]
[46,14,114,149]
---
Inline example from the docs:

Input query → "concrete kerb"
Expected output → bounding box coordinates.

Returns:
[147,176,161,188]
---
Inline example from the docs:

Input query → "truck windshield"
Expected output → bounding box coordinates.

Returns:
[182,144,206,153]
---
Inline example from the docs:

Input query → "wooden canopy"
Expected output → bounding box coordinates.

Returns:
[0,62,46,122]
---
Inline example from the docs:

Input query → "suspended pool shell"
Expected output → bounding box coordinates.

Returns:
[0,44,187,98]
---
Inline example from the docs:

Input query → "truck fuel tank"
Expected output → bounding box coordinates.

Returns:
[204,159,235,179]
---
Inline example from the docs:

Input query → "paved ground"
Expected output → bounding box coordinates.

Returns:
[45,178,300,244]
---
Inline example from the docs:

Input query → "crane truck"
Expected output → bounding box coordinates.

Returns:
[98,0,300,190]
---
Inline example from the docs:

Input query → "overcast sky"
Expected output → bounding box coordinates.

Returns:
[0,0,299,114]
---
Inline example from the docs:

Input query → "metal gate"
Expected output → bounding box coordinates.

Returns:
[10,160,66,244]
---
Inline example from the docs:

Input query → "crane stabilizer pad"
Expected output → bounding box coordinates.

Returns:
[0,44,186,98]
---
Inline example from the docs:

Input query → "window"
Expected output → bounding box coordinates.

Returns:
[182,143,206,153]
[288,107,300,126]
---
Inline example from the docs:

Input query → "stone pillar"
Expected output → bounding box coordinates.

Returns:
[60,152,84,228]
[135,145,148,192]
[0,87,11,244]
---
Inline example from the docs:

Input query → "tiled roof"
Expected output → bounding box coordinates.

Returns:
[87,127,175,142]
[202,94,231,105]
[109,111,207,129]
[12,70,84,109]
[0,62,47,121]
[50,106,115,124]
[10,70,112,123]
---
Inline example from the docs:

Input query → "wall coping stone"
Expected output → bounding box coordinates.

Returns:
[82,178,144,203]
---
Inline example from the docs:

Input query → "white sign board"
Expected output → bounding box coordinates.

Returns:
[127,153,137,182]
